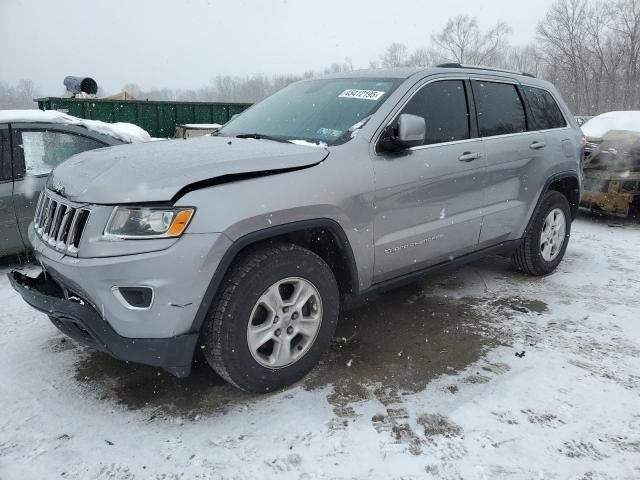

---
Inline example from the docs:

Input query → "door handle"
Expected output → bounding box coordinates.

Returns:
[530,140,547,150]
[458,151,481,162]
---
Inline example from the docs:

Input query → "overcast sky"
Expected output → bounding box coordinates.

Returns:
[1,0,558,95]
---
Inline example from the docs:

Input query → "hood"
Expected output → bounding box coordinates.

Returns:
[47,135,329,204]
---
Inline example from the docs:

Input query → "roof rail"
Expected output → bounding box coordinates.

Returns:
[435,62,536,79]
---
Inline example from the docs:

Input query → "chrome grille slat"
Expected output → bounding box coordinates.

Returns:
[47,203,64,244]
[65,209,80,250]
[37,195,51,235]
[37,196,47,231]
[56,208,72,245]
[48,201,60,238]
[34,194,44,229]
[34,193,45,227]
[42,200,57,239]
[33,190,91,257]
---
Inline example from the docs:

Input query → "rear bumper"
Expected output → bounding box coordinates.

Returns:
[8,271,198,377]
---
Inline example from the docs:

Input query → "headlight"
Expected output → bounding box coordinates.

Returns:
[105,206,195,239]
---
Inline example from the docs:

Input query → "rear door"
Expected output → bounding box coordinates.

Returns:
[0,124,25,256]
[372,77,486,282]
[471,77,549,246]
[11,124,110,244]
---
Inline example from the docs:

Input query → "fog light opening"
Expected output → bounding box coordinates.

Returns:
[112,286,154,310]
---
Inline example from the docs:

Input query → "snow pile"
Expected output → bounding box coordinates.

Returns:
[290,139,328,148]
[0,109,151,143]
[348,115,372,138]
[581,110,640,138]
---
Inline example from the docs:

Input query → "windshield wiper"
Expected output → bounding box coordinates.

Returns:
[235,133,292,144]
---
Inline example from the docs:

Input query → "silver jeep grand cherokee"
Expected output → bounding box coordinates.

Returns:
[10,65,582,392]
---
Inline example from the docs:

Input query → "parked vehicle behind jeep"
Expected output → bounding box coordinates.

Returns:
[9,65,582,393]
[0,110,150,257]
[580,111,640,217]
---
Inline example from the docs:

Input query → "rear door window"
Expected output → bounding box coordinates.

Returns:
[524,86,567,130]
[398,80,470,145]
[16,130,105,177]
[474,81,527,137]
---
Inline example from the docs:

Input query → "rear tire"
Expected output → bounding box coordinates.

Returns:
[201,243,339,393]
[512,190,571,276]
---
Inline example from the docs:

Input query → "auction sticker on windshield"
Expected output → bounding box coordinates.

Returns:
[338,89,386,100]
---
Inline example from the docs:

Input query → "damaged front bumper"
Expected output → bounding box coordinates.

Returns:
[8,270,199,377]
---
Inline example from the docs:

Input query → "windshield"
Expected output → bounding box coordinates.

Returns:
[218,77,402,146]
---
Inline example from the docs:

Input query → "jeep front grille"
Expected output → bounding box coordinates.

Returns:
[33,191,91,256]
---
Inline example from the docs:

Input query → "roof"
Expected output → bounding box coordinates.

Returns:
[319,67,424,79]
[318,65,547,85]
[0,109,151,144]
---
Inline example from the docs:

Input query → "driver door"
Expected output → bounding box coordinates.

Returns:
[371,78,487,283]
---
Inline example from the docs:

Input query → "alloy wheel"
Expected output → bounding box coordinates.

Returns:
[246,277,323,368]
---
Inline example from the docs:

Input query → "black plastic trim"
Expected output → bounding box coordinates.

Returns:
[526,172,581,233]
[436,63,536,78]
[464,79,479,139]
[0,125,11,182]
[8,271,198,377]
[188,218,359,336]
[364,240,521,295]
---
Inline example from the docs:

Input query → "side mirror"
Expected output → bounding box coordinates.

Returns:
[395,114,426,148]
[379,114,426,152]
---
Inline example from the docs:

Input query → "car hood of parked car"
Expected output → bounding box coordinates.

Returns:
[47,135,329,204]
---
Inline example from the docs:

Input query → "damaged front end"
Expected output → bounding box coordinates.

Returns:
[581,130,640,217]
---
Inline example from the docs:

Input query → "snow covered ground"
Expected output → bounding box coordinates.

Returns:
[1,215,639,479]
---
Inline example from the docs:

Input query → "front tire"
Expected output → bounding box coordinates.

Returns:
[202,243,339,393]
[512,190,572,276]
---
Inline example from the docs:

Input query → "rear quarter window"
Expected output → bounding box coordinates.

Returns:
[474,81,527,137]
[524,86,567,130]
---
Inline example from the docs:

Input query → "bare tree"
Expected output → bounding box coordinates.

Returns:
[8,3,640,117]
[323,58,354,74]
[121,83,144,99]
[406,48,433,67]
[611,0,640,108]
[378,42,409,67]
[537,0,592,112]
[431,15,511,65]
[0,79,41,109]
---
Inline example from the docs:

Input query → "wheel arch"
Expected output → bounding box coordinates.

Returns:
[188,218,359,336]
[547,174,580,219]
[525,172,580,236]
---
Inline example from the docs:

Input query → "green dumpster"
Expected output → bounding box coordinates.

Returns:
[35,97,252,138]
